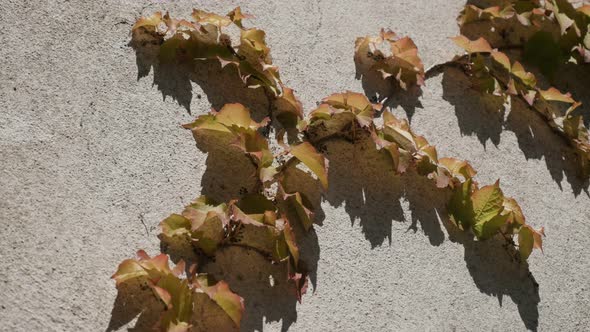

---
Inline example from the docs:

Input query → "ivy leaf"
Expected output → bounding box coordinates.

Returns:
[290,142,329,190]
[227,6,253,29]
[502,197,526,226]
[281,190,315,231]
[282,219,300,268]
[161,214,192,238]
[471,180,505,228]
[491,51,511,71]
[191,9,233,28]
[214,104,269,131]
[473,213,509,240]
[233,222,288,261]
[458,4,515,25]
[439,157,477,181]
[274,85,305,128]
[451,35,493,54]
[511,61,537,88]
[232,194,277,227]
[156,274,194,330]
[355,30,425,89]
[448,178,474,230]
[175,196,228,255]
[182,114,232,134]
[375,139,410,174]
[111,259,149,286]
[538,87,575,103]
[196,278,245,327]
[132,12,164,32]
[381,111,416,152]
[322,91,376,127]
[519,225,545,260]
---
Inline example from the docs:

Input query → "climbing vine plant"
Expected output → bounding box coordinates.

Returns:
[105,3,590,330]
[452,0,590,176]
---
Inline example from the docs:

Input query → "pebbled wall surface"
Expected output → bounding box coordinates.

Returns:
[1,0,589,331]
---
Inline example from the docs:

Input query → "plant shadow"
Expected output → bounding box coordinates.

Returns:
[317,130,540,331]
[131,39,270,122]
[354,59,423,123]
[106,279,165,332]
[441,66,589,195]
[552,62,590,128]
[115,34,546,332]
[108,41,320,332]
[444,218,541,331]
[200,246,308,332]
[320,132,447,248]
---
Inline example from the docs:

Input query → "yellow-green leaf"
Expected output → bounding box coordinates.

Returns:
[290,142,329,190]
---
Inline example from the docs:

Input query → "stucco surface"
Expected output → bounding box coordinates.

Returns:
[1,0,589,331]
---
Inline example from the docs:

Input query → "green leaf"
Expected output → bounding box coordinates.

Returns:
[471,180,504,226]
[448,179,474,230]
[282,219,300,268]
[111,259,149,286]
[282,191,315,231]
[473,213,509,240]
[161,214,191,237]
[290,142,329,190]
[215,104,268,130]
[181,197,227,255]
[450,35,492,54]
[199,280,245,327]
[156,274,193,327]
[518,226,534,260]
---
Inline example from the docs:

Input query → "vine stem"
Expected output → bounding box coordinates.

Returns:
[262,86,275,137]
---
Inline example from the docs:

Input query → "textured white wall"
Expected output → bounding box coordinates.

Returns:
[1,0,589,331]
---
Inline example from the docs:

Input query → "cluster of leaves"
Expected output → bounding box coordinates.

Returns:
[458,0,590,71]
[354,29,425,90]
[112,250,244,330]
[131,7,303,128]
[113,103,325,330]
[118,8,328,331]
[450,35,590,176]
[115,7,548,331]
[300,91,544,260]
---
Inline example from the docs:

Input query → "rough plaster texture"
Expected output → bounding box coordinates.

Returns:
[1,0,589,331]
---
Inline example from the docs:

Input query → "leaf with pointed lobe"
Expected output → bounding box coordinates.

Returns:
[451,35,493,54]
[355,29,425,89]
[227,6,253,29]
[289,142,329,190]
[280,190,315,232]
[448,179,475,230]
[195,279,245,327]
[502,197,526,226]
[519,225,544,260]
[439,157,477,180]
[191,9,232,28]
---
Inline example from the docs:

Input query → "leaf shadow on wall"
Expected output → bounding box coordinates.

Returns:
[551,63,590,129]
[319,132,447,248]
[187,130,322,332]
[113,41,543,332]
[132,40,270,122]
[444,219,541,331]
[354,61,424,123]
[106,279,164,332]
[157,149,320,332]
[440,66,589,196]
[314,130,541,331]
[107,45,319,332]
